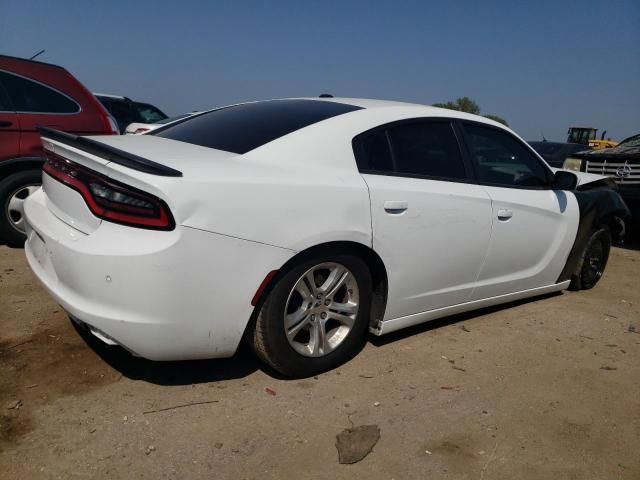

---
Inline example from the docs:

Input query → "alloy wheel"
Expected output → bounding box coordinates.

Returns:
[284,262,360,357]
[582,239,605,286]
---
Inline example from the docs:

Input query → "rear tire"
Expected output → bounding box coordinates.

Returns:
[250,252,372,378]
[0,170,42,247]
[569,227,611,291]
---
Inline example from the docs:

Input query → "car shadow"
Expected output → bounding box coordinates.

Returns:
[72,320,263,385]
[72,292,563,384]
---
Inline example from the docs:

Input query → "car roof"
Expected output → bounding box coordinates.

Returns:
[308,97,510,126]
[192,96,510,131]
[0,53,65,70]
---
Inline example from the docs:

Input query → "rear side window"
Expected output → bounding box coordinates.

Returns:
[134,102,167,123]
[353,129,393,172]
[153,99,362,154]
[353,120,467,180]
[464,124,550,188]
[0,70,79,114]
[388,122,466,179]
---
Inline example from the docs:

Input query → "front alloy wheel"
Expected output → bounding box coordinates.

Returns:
[251,253,372,377]
[569,227,611,290]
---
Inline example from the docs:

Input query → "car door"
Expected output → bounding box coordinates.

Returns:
[354,119,493,320]
[460,121,579,300]
[0,77,20,161]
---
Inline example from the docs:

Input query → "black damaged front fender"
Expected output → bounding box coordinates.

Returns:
[557,186,631,283]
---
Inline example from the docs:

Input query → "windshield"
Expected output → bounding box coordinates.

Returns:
[618,134,640,148]
[567,128,596,144]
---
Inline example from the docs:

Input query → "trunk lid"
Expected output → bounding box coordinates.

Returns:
[39,132,238,233]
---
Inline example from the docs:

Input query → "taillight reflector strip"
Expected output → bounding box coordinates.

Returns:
[43,151,175,230]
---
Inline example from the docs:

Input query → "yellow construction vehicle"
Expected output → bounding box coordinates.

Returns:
[567,127,618,150]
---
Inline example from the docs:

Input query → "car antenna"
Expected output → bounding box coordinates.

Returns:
[319,93,334,98]
[541,132,547,142]
[29,49,46,60]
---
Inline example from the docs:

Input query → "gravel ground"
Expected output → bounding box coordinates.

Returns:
[1,242,639,479]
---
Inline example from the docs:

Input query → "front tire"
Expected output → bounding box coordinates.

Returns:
[0,170,42,247]
[250,253,372,378]
[569,227,611,290]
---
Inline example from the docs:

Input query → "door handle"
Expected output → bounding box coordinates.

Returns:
[0,121,12,127]
[384,201,408,214]
[497,209,513,221]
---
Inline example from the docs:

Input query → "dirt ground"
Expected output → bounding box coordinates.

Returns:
[1,241,639,480]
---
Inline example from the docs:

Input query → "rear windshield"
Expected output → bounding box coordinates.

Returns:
[152,99,363,154]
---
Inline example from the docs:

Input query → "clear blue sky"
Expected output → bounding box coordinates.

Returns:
[2,0,639,141]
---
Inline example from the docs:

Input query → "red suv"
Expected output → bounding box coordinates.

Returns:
[0,55,118,246]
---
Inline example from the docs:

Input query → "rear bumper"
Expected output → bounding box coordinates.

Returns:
[23,188,294,360]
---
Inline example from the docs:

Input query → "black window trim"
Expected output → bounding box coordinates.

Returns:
[0,69,82,115]
[456,119,555,190]
[352,117,477,185]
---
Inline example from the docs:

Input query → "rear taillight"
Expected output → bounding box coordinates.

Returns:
[43,151,174,230]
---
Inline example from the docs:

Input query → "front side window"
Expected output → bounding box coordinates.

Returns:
[464,124,550,188]
[0,71,79,114]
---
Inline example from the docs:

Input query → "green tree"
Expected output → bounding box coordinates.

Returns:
[433,97,508,126]
[483,114,509,126]
[433,96,480,115]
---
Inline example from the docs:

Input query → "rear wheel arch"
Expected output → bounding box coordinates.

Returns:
[246,241,389,376]
[248,240,388,335]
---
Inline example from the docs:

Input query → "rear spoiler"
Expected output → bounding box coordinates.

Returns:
[37,126,183,177]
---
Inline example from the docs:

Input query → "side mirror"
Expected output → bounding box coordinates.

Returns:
[553,170,578,190]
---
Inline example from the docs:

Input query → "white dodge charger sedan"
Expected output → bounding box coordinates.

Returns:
[23,98,629,377]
